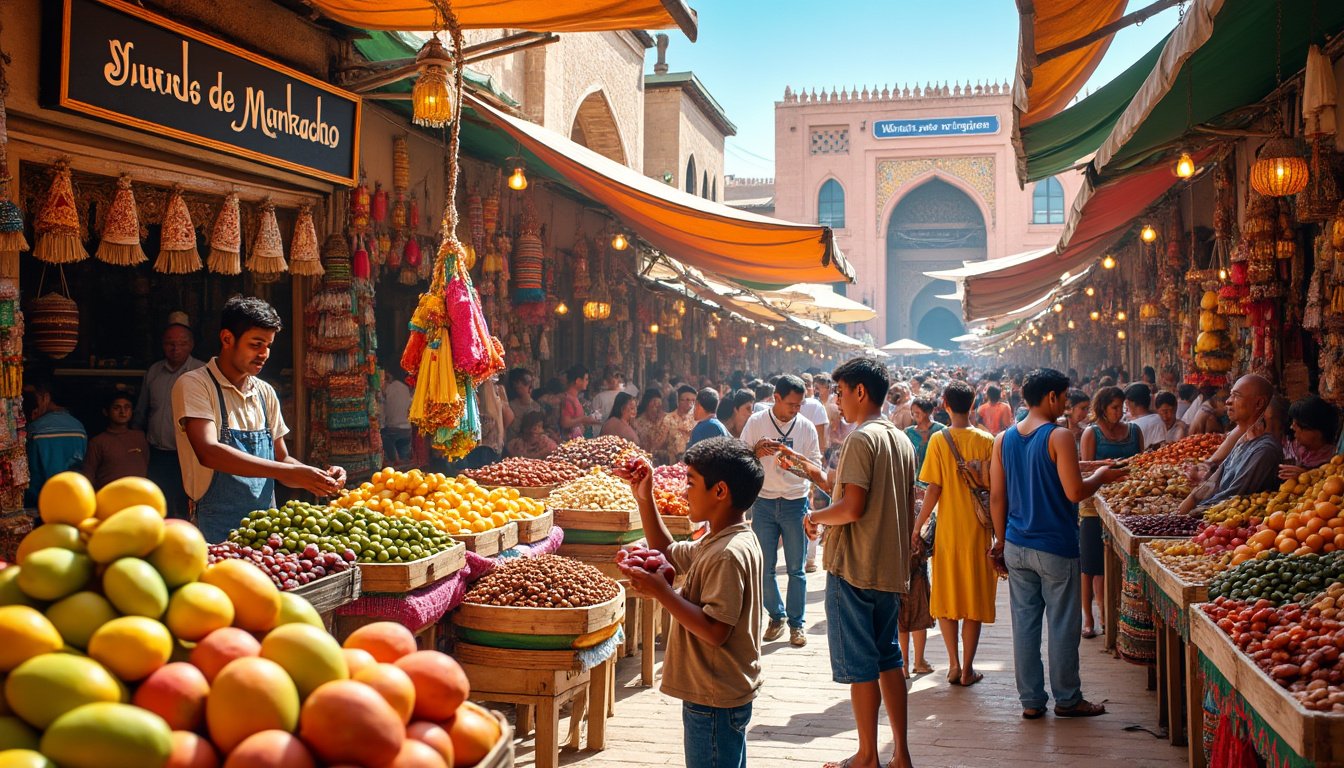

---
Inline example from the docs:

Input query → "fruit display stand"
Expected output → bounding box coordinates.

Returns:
[514,509,555,544]
[291,565,362,631]
[553,508,644,579]
[356,541,467,593]
[452,521,520,557]
[482,483,558,500]
[661,514,700,541]
[336,543,470,649]
[1097,496,1164,653]
[1139,541,1215,766]
[1190,607,1344,768]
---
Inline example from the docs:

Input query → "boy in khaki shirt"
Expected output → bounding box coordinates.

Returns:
[617,437,765,768]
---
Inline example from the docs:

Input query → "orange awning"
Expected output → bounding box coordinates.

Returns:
[306,0,697,40]
[466,93,851,286]
[1016,0,1127,127]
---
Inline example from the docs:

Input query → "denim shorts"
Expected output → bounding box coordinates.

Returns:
[825,574,903,684]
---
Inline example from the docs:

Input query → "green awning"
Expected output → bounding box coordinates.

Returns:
[353,31,519,106]
[1019,33,1169,183]
[1095,0,1344,178]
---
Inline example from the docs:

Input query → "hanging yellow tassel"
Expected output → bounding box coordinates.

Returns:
[288,204,324,276]
[96,174,147,266]
[154,188,202,274]
[33,163,88,264]
[208,192,242,275]
[246,200,287,276]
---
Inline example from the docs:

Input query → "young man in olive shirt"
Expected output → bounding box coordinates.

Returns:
[617,437,765,768]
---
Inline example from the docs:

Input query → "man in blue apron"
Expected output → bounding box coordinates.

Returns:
[171,296,346,543]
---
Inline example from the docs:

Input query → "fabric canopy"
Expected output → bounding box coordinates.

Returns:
[307,0,697,40]
[1015,0,1128,127]
[764,284,876,324]
[1017,33,1168,183]
[880,338,934,355]
[465,93,852,286]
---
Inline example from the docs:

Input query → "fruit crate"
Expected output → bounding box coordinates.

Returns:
[453,585,626,649]
[1097,498,1164,558]
[356,541,466,593]
[479,708,515,768]
[553,507,642,533]
[661,514,698,540]
[290,565,361,616]
[452,521,518,557]
[516,509,554,544]
[1190,607,1344,765]
[481,483,557,500]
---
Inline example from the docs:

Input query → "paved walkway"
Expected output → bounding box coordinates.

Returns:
[511,567,1188,767]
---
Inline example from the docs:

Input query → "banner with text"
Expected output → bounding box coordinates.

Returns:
[47,0,361,185]
[873,116,1000,140]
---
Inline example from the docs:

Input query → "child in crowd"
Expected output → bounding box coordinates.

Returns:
[83,390,150,489]
[616,437,765,768]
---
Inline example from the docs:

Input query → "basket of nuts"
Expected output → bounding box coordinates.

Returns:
[465,457,583,498]
[453,555,625,650]
[548,469,643,541]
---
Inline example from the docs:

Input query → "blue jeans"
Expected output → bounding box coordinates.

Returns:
[683,701,751,768]
[751,496,807,628]
[1006,541,1083,710]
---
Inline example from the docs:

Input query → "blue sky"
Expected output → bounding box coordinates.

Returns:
[660,1,1183,177]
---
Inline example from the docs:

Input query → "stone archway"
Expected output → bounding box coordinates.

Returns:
[884,177,986,344]
[915,306,965,350]
[570,90,627,166]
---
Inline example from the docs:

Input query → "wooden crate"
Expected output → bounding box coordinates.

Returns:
[481,483,557,500]
[454,585,625,637]
[1190,607,1344,765]
[1139,541,1211,610]
[553,507,642,532]
[357,542,465,593]
[556,543,631,578]
[1097,498,1162,558]
[516,509,554,544]
[500,521,519,551]
[661,514,697,538]
[452,521,518,557]
[290,565,361,615]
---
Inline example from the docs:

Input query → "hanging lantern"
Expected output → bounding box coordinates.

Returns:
[1089,310,1100,321]
[28,292,80,359]
[411,36,455,128]
[506,157,528,191]
[33,163,88,264]
[1250,136,1309,197]
[1067,319,1076,330]
[611,231,629,251]
[582,282,612,321]
[1051,302,1063,313]
[1172,151,1196,179]
[1115,310,1127,321]
[554,300,569,316]
[1139,225,1157,243]
[1102,254,1117,269]
[1117,329,1127,340]
[1084,286,1095,297]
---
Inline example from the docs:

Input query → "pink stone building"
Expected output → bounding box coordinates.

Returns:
[771,82,1084,347]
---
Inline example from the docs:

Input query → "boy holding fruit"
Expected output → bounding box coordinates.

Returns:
[615,437,765,768]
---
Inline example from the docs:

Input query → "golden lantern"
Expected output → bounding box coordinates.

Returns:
[553,300,569,316]
[1052,302,1063,313]
[1067,319,1076,330]
[1250,136,1309,197]
[1044,332,1055,342]
[649,322,660,335]
[1117,329,1127,340]
[583,279,612,321]
[1084,286,1096,297]
[611,232,629,251]
[740,335,749,345]
[1140,225,1157,243]
[1172,151,1196,179]
[1089,310,1100,321]
[411,37,456,128]
[1102,254,1117,269]
[675,299,686,316]
[1115,310,1127,321]
[506,156,528,191]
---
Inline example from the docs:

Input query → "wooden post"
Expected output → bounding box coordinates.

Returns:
[1167,626,1187,746]
[1187,638,1206,768]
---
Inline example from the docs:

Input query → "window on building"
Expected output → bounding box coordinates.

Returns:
[1032,177,1065,224]
[701,171,709,199]
[711,178,717,202]
[818,179,845,229]
[685,156,697,194]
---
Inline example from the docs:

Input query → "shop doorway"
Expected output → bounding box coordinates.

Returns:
[884,177,986,345]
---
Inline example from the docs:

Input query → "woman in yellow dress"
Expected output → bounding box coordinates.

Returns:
[911,380,998,686]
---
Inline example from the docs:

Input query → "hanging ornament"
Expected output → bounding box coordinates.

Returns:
[409,193,421,231]
[95,174,146,266]
[351,180,371,232]
[467,190,484,257]
[371,183,388,226]
[321,233,352,289]
[352,241,371,281]
[393,136,410,191]
[512,198,545,310]
[33,163,87,264]
[289,204,323,276]
[154,188,202,274]
[0,58,29,272]
[246,200,287,275]
[571,232,590,300]
[482,179,499,242]
[208,192,242,274]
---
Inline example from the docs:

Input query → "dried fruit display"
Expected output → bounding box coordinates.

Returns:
[547,469,638,511]
[1118,512,1204,537]
[461,458,582,487]
[1203,597,1344,711]
[1101,465,1192,511]
[653,464,690,517]
[463,555,620,608]
[207,541,354,591]
[1312,581,1344,619]
[1146,539,1231,582]
[547,436,650,471]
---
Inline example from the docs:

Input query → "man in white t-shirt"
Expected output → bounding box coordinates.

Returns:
[589,366,626,422]
[1125,382,1166,448]
[799,373,829,448]
[740,374,823,648]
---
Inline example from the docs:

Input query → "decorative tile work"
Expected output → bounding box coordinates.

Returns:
[875,156,995,227]
[810,127,850,155]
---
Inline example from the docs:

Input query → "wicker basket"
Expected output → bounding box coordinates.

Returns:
[28,293,79,359]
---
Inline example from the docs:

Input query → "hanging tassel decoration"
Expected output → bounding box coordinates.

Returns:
[208,192,242,274]
[154,188,202,274]
[96,174,146,265]
[289,204,324,276]
[246,200,287,275]
[0,50,29,275]
[33,162,88,264]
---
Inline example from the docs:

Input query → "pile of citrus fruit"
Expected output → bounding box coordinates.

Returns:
[1229,458,1344,564]
[0,472,501,767]
[333,467,545,536]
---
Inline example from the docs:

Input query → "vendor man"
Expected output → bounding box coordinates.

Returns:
[172,296,345,542]
[1179,374,1282,514]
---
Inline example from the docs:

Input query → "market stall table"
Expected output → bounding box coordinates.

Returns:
[1097,497,1163,652]
[1190,607,1344,768]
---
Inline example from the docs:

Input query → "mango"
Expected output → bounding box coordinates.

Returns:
[16,548,92,601]
[45,592,118,650]
[0,750,56,768]
[132,663,210,732]
[15,524,83,564]
[0,606,64,671]
[95,476,166,520]
[5,654,124,729]
[200,560,279,632]
[259,623,348,699]
[88,617,174,682]
[40,702,173,768]
[206,657,299,753]
[87,505,165,564]
[165,583,235,642]
[276,592,325,629]
[0,715,39,750]
[0,567,38,608]
[103,558,169,618]
[148,520,208,588]
[37,472,96,527]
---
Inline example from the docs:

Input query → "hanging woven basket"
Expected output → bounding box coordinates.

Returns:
[28,292,79,359]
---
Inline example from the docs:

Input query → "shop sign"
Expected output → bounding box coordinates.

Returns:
[872,116,1000,139]
[46,0,361,185]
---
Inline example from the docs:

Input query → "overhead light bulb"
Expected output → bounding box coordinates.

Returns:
[1067,319,1076,330]
[740,335,749,345]
[1044,332,1054,342]
[1140,225,1157,243]
[1116,310,1127,321]
[1089,311,1100,321]
[1102,254,1117,270]
[554,300,569,316]
[411,37,456,128]
[1085,286,1096,297]
[1117,329,1127,340]
[611,232,629,251]
[649,323,660,334]
[1218,268,1229,281]
[506,156,528,191]
[1052,302,1063,313]
[1173,151,1196,179]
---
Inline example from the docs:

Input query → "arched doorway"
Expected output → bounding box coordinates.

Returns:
[885,178,986,345]
[570,91,626,165]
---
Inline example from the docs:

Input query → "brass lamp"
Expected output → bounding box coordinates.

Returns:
[1250,136,1309,197]
[412,37,456,128]
[506,157,528,191]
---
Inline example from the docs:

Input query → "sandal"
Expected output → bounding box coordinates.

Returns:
[822,759,855,768]
[913,661,934,675]
[1082,628,1099,639]
[1021,708,1046,720]
[960,671,984,687]
[1054,700,1107,718]
[946,669,963,686]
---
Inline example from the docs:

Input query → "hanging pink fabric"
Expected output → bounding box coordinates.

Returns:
[446,257,492,380]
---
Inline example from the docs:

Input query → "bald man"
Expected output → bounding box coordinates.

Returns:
[1180,374,1282,514]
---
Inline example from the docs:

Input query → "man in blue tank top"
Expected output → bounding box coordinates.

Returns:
[988,368,1127,720]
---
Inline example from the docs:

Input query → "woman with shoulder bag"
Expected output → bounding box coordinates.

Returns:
[910,381,999,687]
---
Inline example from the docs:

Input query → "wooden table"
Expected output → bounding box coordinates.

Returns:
[456,643,615,768]
[1096,498,1161,653]
[1139,542,1214,768]
[1189,608,1344,768]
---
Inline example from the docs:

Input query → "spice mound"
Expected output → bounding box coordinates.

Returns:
[464,555,620,608]
[547,435,649,471]
[462,457,583,487]
[547,468,638,511]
